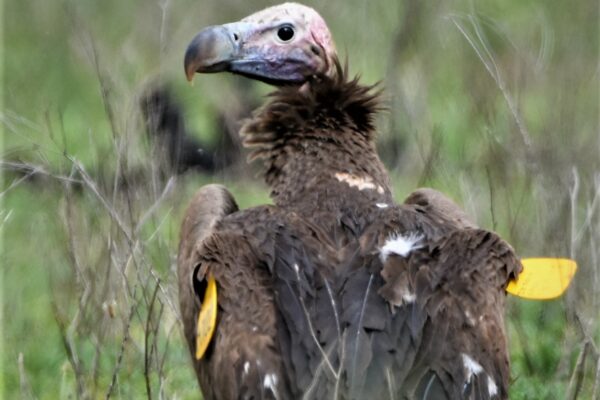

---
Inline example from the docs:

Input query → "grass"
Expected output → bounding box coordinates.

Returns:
[2,0,599,399]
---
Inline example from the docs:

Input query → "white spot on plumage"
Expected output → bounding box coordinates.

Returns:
[264,373,278,394]
[487,375,498,396]
[461,353,498,397]
[334,172,384,193]
[379,232,424,262]
[465,310,476,326]
[243,361,250,376]
[462,353,483,378]
[293,263,299,273]
[462,353,498,395]
[376,203,389,208]
[402,292,416,303]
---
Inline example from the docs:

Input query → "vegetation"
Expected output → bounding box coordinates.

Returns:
[2,0,598,398]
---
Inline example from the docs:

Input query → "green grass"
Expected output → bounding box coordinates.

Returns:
[3,0,599,398]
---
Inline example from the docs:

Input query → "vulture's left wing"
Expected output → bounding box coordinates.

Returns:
[178,185,296,400]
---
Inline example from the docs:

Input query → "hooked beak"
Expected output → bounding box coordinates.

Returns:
[184,25,240,82]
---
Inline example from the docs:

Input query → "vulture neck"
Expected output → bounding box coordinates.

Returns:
[241,67,393,218]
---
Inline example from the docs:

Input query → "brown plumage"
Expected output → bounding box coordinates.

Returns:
[177,3,521,399]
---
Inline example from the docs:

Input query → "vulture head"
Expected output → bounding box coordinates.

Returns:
[184,3,337,85]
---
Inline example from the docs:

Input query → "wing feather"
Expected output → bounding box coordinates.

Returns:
[370,193,521,399]
[178,185,296,400]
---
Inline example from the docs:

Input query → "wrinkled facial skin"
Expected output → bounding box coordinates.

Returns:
[184,3,336,85]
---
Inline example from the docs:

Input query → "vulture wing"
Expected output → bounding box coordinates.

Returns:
[178,184,345,399]
[372,188,519,399]
[178,184,291,400]
[374,212,519,399]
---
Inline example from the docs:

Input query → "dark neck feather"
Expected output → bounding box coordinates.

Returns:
[241,61,392,209]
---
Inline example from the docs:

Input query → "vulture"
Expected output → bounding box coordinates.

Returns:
[177,3,522,399]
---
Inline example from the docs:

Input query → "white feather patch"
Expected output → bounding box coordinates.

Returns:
[402,292,416,303]
[462,354,483,379]
[462,354,499,396]
[379,232,424,262]
[334,172,384,194]
[465,310,476,326]
[243,361,250,376]
[487,375,498,397]
[263,373,278,393]
[376,203,389,209]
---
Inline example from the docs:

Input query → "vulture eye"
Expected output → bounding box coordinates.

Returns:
[277,25,295,42]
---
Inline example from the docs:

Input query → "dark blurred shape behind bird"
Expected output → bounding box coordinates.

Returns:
[177,3,521,400]
[140,83,250,175]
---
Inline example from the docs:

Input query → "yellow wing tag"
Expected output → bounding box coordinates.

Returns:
[195,273,218,360]
[507,258,577,300]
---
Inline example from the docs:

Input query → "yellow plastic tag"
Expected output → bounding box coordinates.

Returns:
[507,258,577,300]
[195,273,218,360]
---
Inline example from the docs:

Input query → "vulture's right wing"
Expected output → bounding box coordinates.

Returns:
[367,188,522,399]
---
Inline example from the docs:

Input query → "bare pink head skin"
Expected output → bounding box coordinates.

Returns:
[184,3,337,85]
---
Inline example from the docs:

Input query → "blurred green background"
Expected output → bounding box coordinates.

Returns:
[2,0,599,399]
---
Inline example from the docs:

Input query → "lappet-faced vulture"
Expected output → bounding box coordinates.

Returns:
[178,3,522,399]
